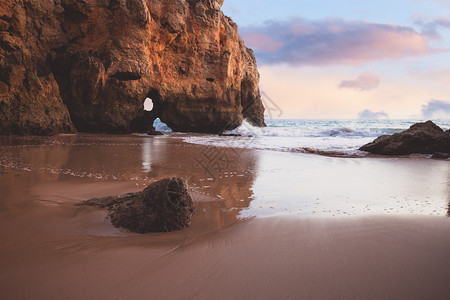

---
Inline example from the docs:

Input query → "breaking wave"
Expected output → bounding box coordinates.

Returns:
[181,119,450,157]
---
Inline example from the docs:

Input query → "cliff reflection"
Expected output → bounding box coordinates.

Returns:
[440,161,450,218]
[0,135,77,211]
[62,135,259,231]
[0,135,76,179]
[144,138,258,231]
[0,134,258,232]
[58,135,160,179]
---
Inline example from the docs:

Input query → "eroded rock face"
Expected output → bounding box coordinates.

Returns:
[0,0,76,135]
[360,121,450,155]
[0,0,265,135]
[77,177,195,233]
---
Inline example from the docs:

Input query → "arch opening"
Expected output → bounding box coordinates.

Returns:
[143,97,154,112]
[141,90,173,134]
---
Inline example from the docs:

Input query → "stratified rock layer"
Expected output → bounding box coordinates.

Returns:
[77,177,195,233]
[0,0,265,135]
[360,121,450,155]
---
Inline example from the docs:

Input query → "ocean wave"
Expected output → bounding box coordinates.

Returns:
[181,134,374,157]
[180,119,450,157]
[317,127,405,138]
[224,120,404,139]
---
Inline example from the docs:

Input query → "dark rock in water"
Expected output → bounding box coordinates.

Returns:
[219,133,242,137]
[431,152,450,159]
[360,121,450,155]
[147,128,163,136]
[77,178,194,233]
[1,0,265,135]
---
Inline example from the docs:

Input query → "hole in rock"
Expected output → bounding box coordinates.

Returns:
[206,77,214,82]
[111,72,142,81]
[143,98,154,112]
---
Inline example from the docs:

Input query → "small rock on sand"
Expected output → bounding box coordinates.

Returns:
[77,177,194,233]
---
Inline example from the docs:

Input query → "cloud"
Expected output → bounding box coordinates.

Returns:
[242,18,437,66]
[339,72,380,91]
[243,33,284,53]
[358,109,389,120]
[416,17,450,38]
[421,99,450,118]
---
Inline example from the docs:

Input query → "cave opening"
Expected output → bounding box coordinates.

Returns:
[143,97,154,112]
[142,90,172,133]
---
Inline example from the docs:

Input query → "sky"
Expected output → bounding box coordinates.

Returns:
[222,0,450,119]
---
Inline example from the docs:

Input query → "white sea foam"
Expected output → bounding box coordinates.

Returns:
[181,119,450,156]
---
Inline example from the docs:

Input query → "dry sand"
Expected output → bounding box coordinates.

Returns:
[0,134,449,299]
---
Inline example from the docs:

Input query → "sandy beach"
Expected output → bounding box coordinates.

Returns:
[1,134,449,299]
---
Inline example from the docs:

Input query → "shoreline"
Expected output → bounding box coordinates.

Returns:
[1,134,449,218]
[1,131,439,161]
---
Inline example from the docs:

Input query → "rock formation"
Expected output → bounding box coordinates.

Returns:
[0,0,265,135]
[360,121,450,155]
[431,152,449,159]
[0,0,76,135]
[77,177,194,233]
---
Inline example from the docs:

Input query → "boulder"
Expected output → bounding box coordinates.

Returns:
[431,152,450,159]
[77,178,194,233]
[147,128,164,136]
[360,121,450,155]
[1,0,265,135]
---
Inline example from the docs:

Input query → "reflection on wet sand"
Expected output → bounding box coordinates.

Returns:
[0,134,259,235]
[0,134,261,283]
[141,137,258,231]
[0,135,76,213]
[0,135,76,180]
[446,170,450,218]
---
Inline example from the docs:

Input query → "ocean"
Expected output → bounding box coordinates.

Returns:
[155,119,450,156]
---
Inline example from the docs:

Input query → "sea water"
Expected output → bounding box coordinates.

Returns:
[155,119,450,156]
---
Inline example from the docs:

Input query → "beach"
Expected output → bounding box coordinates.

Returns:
[1,134,449,299]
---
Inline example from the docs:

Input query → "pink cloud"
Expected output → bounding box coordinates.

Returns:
[242,18,439,66]
[243,33,284,53]
[339,71,380,91]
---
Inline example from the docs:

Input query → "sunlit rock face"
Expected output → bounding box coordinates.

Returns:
[0,0,265,135]
[0,0,76,135]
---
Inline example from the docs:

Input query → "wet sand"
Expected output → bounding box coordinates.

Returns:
[1,134,449,299]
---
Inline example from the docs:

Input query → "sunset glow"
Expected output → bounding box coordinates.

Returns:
[223,0,450,119]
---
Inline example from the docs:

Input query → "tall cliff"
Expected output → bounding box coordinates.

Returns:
[0,0,265,135]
